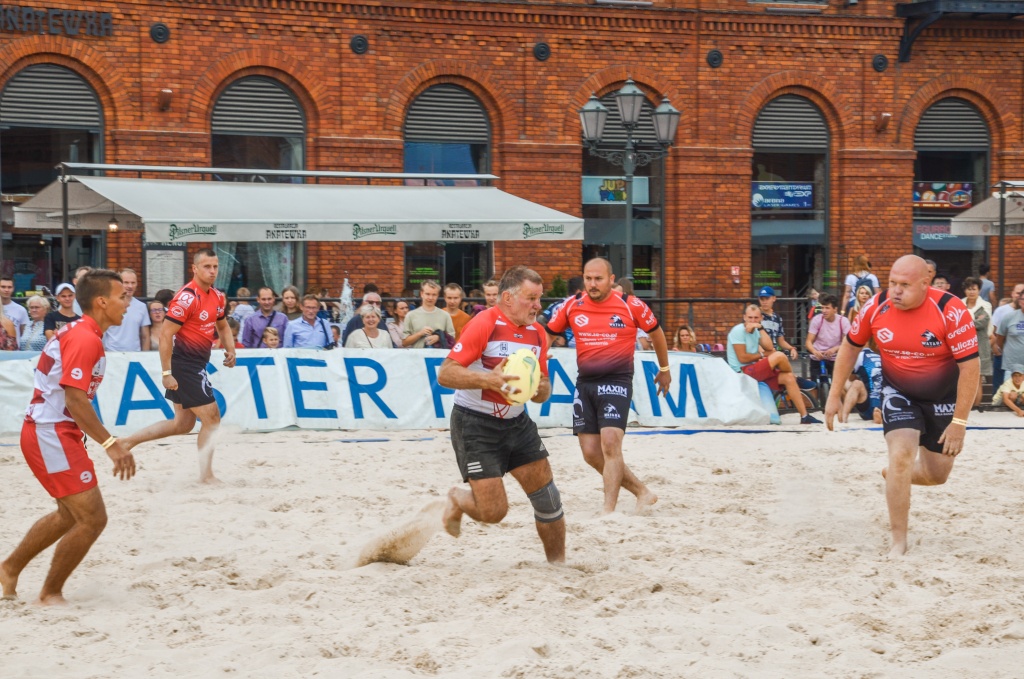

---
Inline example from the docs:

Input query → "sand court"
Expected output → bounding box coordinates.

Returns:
[2,413,1024,677]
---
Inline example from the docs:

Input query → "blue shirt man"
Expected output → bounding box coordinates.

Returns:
[241,287,289,348]
[284,296,334,348]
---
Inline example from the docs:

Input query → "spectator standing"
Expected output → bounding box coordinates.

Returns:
[540,276,583,348]
[757,286,798,360]
[444,283,472,342]
[672,325,697,352]
[387,299,410,348]
[44,283,81,340]
[283,294,334,348]
[841,255,879,311]
[341,291,382,345]
[962,277,992,408]
[847,285,873,322]
[231,287,256,324]
[70,266,92,316]
[277,285,302,321]
[804,293,850,377]
[345,305,394,348]
[727,304,820,424]
[993,282,1024,383]
[978,263,996,308]
[1,275,29,345]
[148,301,165,351]
[102,268,151,352]
[403,280,455,348]
[482,279,499,309]
[991,284,1023,385]
[932,274,950,291]
[240,287,288,348]
[19,296,49,351]
[924,259,937,284]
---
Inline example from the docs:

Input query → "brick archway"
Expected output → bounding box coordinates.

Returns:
[0,36,128,130]
[735,71,852,151]
[384,60,512,144]
[897,75,1012,154]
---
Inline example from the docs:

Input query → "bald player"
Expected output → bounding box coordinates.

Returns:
[825,255,979,557]
[546,258,668,514]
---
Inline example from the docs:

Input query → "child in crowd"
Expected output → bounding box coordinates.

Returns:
[262,326,280,349]
[993,369,1024,416]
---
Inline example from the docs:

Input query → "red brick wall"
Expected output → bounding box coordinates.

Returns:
[8,0,1024,308]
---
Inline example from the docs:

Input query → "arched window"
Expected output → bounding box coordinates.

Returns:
[210,76,306,295]
[750,94,829,297]
[580,90,665,296]
[912,98,989,275]
[402,84,491,290]
[1,64,104,290]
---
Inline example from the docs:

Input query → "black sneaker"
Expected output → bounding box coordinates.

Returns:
[800,414,822,425]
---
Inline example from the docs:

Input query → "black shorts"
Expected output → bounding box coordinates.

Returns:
[880,381,956,452]
[573,379,632,435]
[451,405,548,482]
[166,356,216,410]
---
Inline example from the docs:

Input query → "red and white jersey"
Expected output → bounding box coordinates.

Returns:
[446,306,549,419]
[165,280,226,363]
[25,315,106,426]
[546,292,659,381]
[847,287,978,401]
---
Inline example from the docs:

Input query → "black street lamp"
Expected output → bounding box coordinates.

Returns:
[579,79,680,280]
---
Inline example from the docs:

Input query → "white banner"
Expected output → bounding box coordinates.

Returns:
[0,349,769,436]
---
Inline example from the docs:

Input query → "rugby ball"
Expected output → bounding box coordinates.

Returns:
[502,348,541,405]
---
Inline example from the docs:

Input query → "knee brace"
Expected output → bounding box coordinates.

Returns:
[527,480,563,523]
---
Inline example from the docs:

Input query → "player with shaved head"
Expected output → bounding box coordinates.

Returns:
[826,255,980,557]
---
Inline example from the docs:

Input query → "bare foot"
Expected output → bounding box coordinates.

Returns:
[199,473,222,485]
[635,489,659,515]
[886,541,908,559]
[0,562,18,599]
[442,488,463,538]
[38,593,68,606]
[873,408,882,425]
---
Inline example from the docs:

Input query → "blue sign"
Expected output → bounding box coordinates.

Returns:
[751,182,813,209]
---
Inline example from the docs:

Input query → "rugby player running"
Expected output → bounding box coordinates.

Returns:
[546,258,668,514]
[120,249,236,483]
[438,266,564,563]
[825,255,979,558]
[2,270,135,604]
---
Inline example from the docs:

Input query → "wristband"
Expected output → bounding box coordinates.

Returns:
[100,436,117,450]
[951,417,968,427]
[162,370,172,377]
[658,366,671,373]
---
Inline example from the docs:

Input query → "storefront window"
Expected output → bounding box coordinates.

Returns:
[210,76,306,294]
[750,95,829,297]
[402,85,491,291]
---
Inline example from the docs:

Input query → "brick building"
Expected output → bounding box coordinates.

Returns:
[2,0,1024,326]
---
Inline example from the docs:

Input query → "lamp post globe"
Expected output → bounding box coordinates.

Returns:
[578,94,609,146]
[615,79,646,129]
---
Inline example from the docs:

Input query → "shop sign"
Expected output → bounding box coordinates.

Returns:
[581,176,650,205]
[913,182,973,209]
[751,183,813,209]
[914,221,954,241]
[0,6,113,36]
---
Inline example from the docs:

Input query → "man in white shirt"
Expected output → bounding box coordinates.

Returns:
[0,275,29,346]
[403,280,455,348]
[102,269,151,351]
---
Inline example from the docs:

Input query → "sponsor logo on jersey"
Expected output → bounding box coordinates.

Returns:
[947,322,975,340]
[950,337,978,354]
[609,314,626,329]
[850,316,861,336]
[453,342,463,352]
[933,402,956,415]
[498,341,509,355]
[514,333,523,339]
[573,389,585,427]
[921,329,942,347]
[881,387,915,423]
[876,328,894,344]
[603,402,621,419]
[199,310,209,321]
[629,297,643,307]
[574,314,589,328]
[70,367,83,380]
[177,292,195,309]
[946,307,966,326]
[171,307,184,318]
[80,471,93,484]
[597,384,628,397]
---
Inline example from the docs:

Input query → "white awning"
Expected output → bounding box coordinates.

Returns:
[950,188,1024,236]
[14,175,584,243]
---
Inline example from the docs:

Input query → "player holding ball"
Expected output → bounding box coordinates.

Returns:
[437,265,565,563]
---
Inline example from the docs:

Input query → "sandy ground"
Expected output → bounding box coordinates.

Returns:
[2,412,1024,678]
